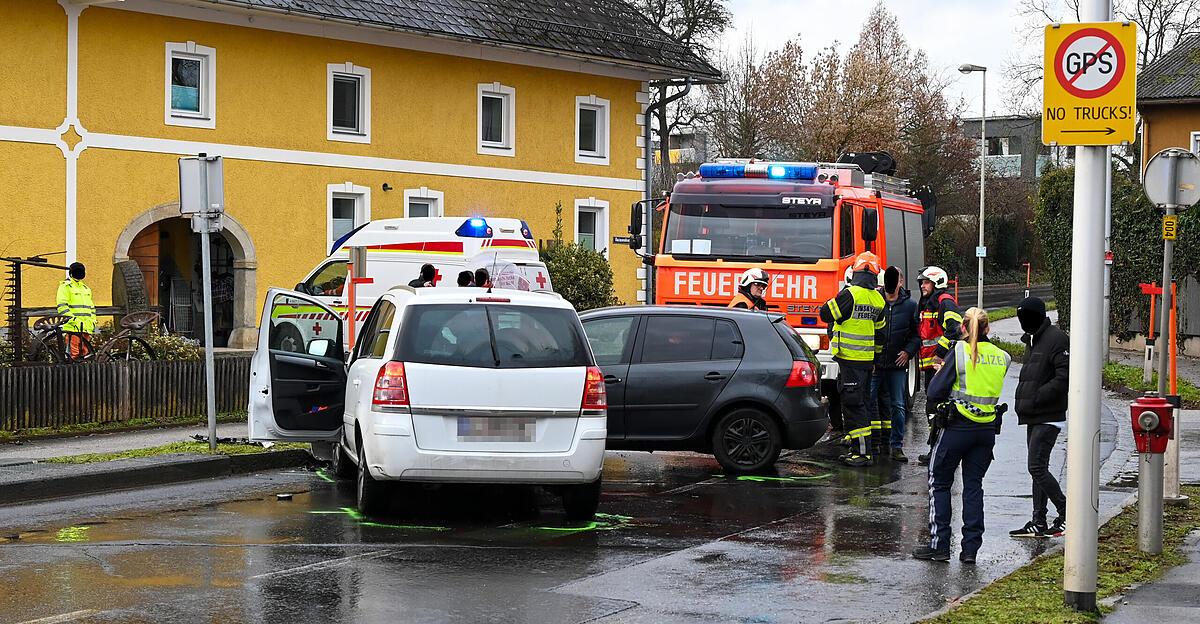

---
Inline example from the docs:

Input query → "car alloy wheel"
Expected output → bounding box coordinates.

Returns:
[713,408,782,473]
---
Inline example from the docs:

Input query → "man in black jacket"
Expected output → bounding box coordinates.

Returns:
[1010,297,1069,538]
[870,266,920,461]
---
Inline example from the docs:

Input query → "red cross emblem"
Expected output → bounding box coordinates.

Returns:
[431,269,443,286]
[535,272,547,289]
[312,322,323,335]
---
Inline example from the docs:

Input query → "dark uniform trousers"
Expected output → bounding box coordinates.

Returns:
[837,360,876,451]
[928,426,995,555]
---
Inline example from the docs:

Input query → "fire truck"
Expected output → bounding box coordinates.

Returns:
[627,158,935,408]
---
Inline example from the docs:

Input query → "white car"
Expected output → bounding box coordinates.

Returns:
[248,286,607,520]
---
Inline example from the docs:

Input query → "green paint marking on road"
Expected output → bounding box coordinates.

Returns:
[55,526,90,542]
[713,473,834,482]
[532,512,635,534]
[314,469,336,483]
[307,507,449,531]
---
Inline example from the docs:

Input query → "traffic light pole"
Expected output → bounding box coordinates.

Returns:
[1062,2,1110,612]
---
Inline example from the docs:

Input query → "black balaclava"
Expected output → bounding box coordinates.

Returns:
[1017,296,1047,334]
[68,262,86,280]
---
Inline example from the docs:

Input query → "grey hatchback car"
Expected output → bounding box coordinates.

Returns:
[579,306,828,473]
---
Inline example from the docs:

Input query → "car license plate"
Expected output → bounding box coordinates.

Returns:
[456,417,535,442]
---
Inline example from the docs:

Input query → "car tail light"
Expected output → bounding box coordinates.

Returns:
[786,360,818,388]
[819,335,830,351]
[475,297,511,303]
[372,361,409,409]
[581,366,607,411]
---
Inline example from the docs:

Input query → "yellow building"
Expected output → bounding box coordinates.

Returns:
[0,0,718,347]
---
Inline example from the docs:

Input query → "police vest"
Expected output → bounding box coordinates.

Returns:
[56,278,96,333]
[950,340,1011,423]
[829,285,885,362]
[917,291,962,370]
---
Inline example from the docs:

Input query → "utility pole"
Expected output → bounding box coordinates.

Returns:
[1061,0,1112,612]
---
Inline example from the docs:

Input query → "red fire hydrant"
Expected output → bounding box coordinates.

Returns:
[1130,393,1174,454]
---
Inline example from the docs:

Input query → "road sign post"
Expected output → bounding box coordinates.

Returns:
[179,154,225,454]
[1045,12,1136,613]
[1144,147,1200,506]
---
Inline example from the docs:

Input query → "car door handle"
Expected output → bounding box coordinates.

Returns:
[603,375,623,384]
[704,372,727,381]
[353,379,361,388]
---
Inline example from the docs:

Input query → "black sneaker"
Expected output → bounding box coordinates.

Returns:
[842,454,874,467]
[917,453,931,466]
[1009,521,1049,538]
[912,546,950,562]
[960,552,977,564]
[1047,518,1066,537]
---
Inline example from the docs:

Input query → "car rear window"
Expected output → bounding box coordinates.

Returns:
[396,304,589,368]
[773,319,819,362]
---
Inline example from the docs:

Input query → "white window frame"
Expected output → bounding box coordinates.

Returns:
[164,42,216,129]
[574,95,610,165]
[327,62,372,144]
[477,82,516,157]
[1191,130,1200,154]
[402,187,445,218]
[574,197,609,256]
[326,182,371,253]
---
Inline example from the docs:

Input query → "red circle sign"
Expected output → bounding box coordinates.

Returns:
[1054,27,1126,98]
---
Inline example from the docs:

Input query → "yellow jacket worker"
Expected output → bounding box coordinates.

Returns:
[56,262,96,359]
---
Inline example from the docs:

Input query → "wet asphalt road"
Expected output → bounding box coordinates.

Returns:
[0,370,1138,624]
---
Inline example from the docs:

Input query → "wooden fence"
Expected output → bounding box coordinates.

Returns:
[0,354,251,431]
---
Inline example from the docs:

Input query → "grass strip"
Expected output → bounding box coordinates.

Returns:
[987,301,1056,322]
[0,412,245,443]
[44,440,309,464]
[925,485,1200,623]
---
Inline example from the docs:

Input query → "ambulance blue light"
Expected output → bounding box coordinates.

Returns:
[768,164,818,180]
[456,218,493,238]
[699,164,746,178]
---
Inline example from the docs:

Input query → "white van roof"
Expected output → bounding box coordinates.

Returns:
[389,285,570,309]
[331,217,538,257]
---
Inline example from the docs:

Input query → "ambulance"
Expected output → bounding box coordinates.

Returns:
[628,159,935,408]
[274,217,553,352]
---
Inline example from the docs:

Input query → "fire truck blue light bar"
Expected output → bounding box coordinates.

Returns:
[699,163,818,180]
[698,163,746,178]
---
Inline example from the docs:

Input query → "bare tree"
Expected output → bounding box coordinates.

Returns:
[702,37,770,158]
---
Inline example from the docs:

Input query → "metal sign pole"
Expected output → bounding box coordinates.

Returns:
[1102,147,1112,362]
[1157,152,1184,503]
[199,161,218,454]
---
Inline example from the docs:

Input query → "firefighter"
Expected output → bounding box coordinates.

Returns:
[729,268,769,311]
[915,266,963,466]
[820,252,885,467]
[56,262,96,360]
[913,307,1010,564]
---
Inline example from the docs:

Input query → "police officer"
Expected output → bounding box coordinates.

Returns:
[915,266,963,465]
[729,268,769,311]
[56,262,96,359]
[819,252,885,467]
[913,307,1010,564]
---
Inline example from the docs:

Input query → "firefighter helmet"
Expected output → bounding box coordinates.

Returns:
[739,268,770,289]
[851,251,881,274]
[918,266,949,289]
[843,266,853,283]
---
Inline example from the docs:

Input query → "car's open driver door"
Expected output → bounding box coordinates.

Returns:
[248,288,347,442]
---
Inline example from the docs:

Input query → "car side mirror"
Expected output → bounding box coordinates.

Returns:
[307,338,334,358]
[861,207,878,242]
[628,234,642,251]
[294,282,311,295]
[629,202,644,238]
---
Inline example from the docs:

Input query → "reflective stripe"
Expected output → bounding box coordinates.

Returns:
[921,339,938,347]
[937,336,951,348]
[943,310,964,323]
[836,331,875,341]
[847,426,873,439]
[951,390,1000,405]
[834,343,875,352]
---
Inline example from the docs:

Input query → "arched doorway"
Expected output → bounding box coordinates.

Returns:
[114,203,258,349]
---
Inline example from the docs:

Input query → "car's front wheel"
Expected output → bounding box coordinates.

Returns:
[712,408,782,473]
[561,478,602,521]
[356,443,389,516]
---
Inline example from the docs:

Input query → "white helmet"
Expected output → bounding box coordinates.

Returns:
[843,266,853,283]
[918,266,949,290]
[739,268,770,289]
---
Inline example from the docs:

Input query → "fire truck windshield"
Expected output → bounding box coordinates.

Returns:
[664,203,833,262]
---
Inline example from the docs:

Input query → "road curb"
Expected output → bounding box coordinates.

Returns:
[0,449,317,506]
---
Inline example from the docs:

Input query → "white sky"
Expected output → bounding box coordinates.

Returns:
[720,0,1031,116]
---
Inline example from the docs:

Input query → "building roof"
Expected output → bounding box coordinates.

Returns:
[210,0,721,80]
[1139,34,1200,102]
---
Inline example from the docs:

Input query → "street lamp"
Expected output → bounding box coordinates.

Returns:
[959,63,986,309]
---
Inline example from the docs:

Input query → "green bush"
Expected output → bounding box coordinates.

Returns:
[539,202,621,312]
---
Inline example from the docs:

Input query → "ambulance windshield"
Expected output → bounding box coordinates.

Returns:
[665,203,833,262]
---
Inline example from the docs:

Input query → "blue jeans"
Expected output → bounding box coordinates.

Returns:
[870,368,908,448]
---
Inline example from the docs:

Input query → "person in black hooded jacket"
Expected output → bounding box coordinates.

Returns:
[1010,297,1069,539]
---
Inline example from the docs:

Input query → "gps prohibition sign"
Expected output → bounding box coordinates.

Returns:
[1054,28,1126,99]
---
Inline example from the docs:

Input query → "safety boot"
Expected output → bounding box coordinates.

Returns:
[842,453,873,467]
